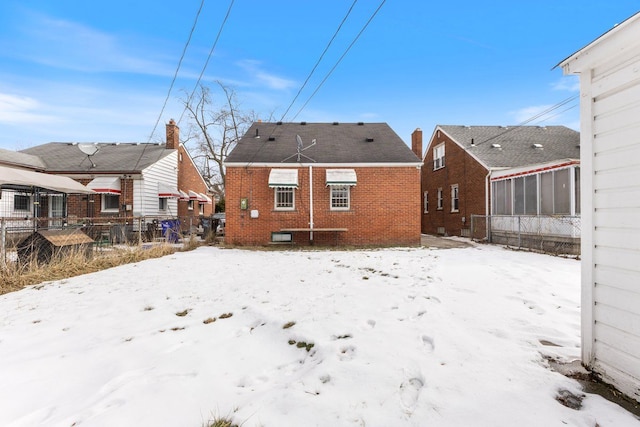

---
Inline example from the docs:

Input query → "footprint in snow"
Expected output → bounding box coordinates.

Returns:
[399,377,424,413]
[421,335,435,352]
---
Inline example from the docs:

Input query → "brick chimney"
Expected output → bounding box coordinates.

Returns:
[166,119,179,149]
[411,128,423,159]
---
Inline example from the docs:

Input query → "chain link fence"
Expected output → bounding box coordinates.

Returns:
[1,215,221,266]
[471,215,581,255]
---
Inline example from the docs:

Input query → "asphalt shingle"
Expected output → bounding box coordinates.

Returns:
[438,125,580,168]
[225,122,421,164]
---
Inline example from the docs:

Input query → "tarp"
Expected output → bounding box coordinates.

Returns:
[0,165,94,194]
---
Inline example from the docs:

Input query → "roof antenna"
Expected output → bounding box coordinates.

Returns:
[282,134,316,162]
[77,143,99,168]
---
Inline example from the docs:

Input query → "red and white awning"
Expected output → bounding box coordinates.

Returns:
[87,176,121,194]
[198,193,212,204]
[158,182,180,198]
[178,190,190,201]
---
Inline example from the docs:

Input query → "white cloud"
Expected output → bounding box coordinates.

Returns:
[236,60,297,90]
[552,76,580,92]
[0,93,56,124]
[13,13,173,76]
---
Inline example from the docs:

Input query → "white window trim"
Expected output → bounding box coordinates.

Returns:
[188,200,194,211]
[437,187,443,210]
[101,194,120,213]
[451,184,459,213]
[274,186,295,211]
[433,143,445,170]
[423,191,429,213]
[159,198,168,211]
[330,185,351,211]
[13,194,31,212]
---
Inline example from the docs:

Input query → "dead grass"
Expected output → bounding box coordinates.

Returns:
[0,244,177,295]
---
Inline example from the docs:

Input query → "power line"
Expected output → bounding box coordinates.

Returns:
[178,0,235,125]
[277,0,359,123]
[248,0,386,165]
[290,0,386,122]
[471,94,579,148]
[147,0,206,144]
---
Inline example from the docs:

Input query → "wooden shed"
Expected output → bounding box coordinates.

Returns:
[17,229,94,265]
[558,11,640,402]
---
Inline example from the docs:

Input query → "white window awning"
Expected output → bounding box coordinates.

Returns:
[87,176,121,194]
[0,165,94,194]
[158,182,180,198]
[188,190,201,201]
[326,169,357,186]
[178,190,190,201]
[198,193,212,204]
[269,169,299,188]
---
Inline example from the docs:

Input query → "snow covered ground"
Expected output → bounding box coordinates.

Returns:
[1,243,639,427]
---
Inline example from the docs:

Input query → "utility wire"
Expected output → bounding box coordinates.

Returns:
[290,0,386,122]
[178,0,235,125]
[249,0,386,167]
[277,0,359,124]
[147,0,206,144]
[471,94,579,148]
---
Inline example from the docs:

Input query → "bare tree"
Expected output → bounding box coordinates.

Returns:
[181,82,258,201]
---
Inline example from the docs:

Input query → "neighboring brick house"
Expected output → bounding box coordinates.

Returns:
[5,120,211,225]
[224,122,422,246]
[419,125,580,240]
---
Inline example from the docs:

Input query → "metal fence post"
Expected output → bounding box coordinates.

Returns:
[1,218,5,267]
[517,215,521,249]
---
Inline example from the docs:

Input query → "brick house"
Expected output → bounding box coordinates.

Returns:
[2,120,212,226]
[224,122,422,246]
[419,125,580,239]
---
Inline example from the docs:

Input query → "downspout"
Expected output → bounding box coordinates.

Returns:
[485,170,492,241]
[309,165,313,244]
[309,165,314,243]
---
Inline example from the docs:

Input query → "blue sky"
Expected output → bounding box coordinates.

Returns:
[0,1,638,150]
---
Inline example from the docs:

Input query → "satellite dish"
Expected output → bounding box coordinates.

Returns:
[282,134,317,163]
[77,143,99,168]
[78,143,99,156]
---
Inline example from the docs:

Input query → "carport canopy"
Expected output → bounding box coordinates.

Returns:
[0,165,94,194]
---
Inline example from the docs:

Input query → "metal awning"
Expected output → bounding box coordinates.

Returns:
[188,190,201,201]
[178,190,190,201]
[198,193,212,204]
[158,182,180,198]
[268,169,298,188]
[87,176,121,195]
[0,165,94,194]
[326,169,357,186]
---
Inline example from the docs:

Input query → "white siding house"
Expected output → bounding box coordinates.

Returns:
[135,151,179,217]
[559,11,640,402]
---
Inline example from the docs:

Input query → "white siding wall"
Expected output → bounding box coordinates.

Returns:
[135,151,178,217]
[569,19,640,402]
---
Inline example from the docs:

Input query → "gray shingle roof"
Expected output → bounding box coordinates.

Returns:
[0,148,47,170]
[225,122,421,164]
[438,125,580,169]
[20,142,173,173]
